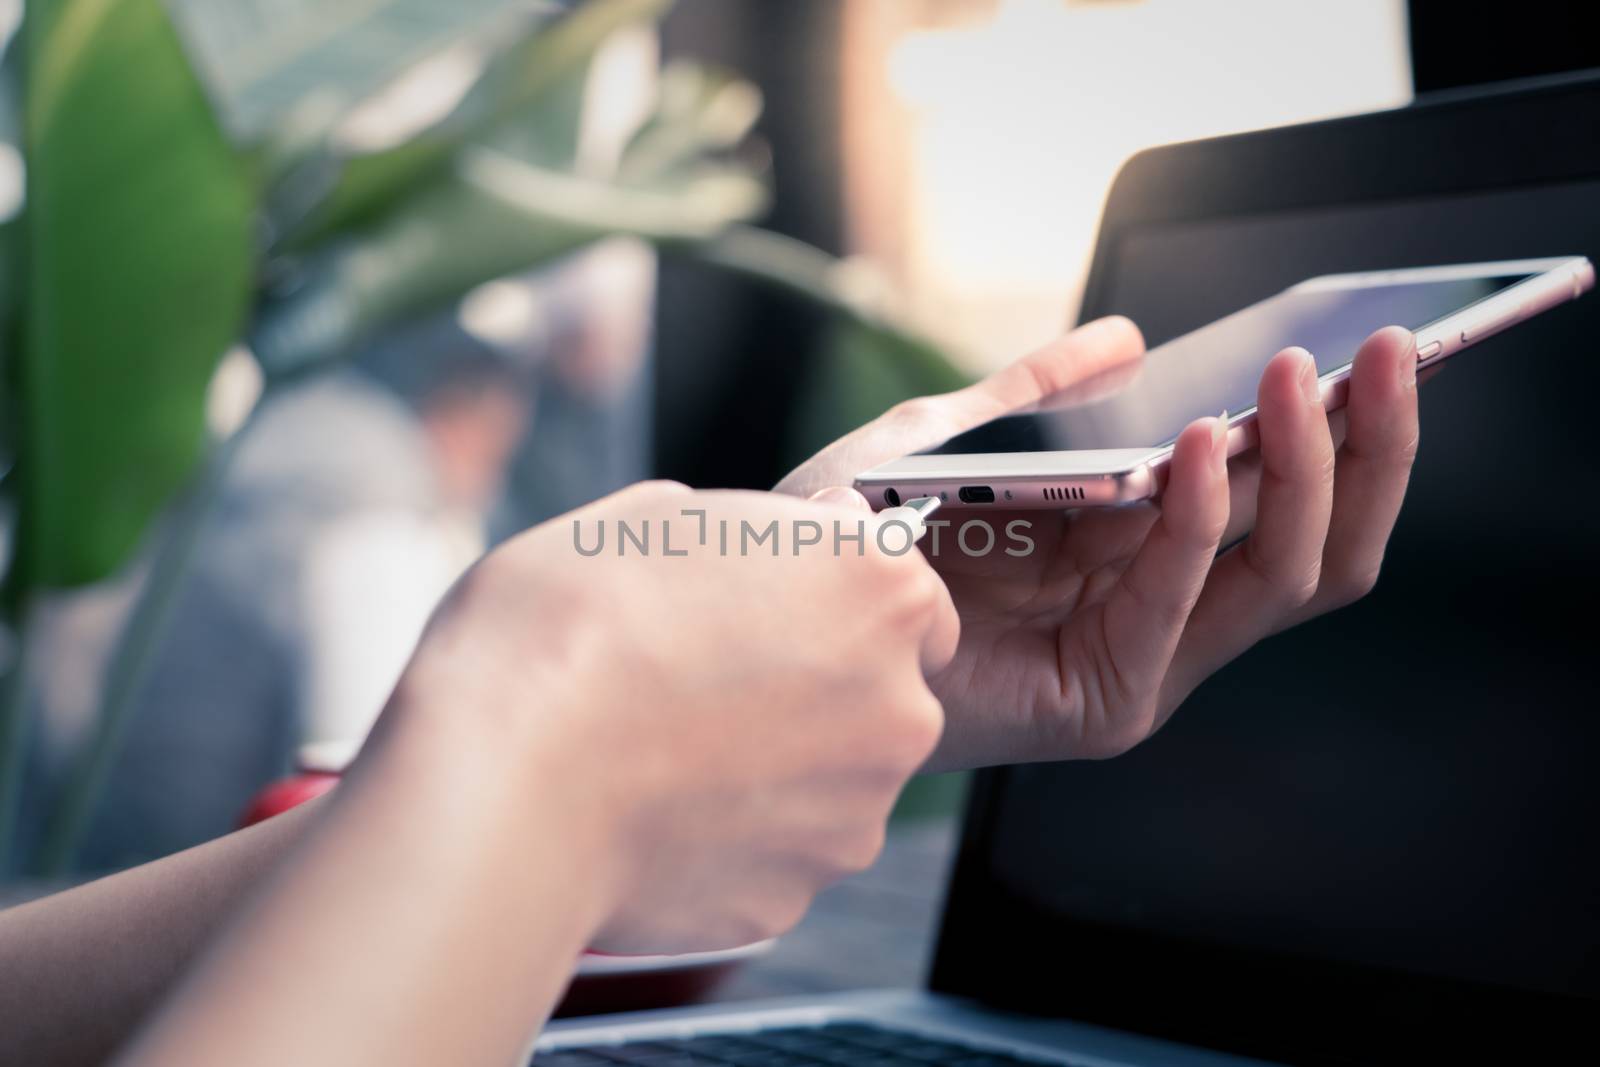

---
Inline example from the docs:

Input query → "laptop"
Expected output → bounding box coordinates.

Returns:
[541,73,1600,1067]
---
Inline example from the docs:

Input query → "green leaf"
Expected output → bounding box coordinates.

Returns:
[169,0,542,144]
[20,0,254,587]
[619,60,762,182]
[252,147,765,375]
[277,0,670,249]
[480,50,593,173]
[1,28,23,497]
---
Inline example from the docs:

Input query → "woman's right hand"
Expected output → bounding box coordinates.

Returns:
[386,481,959,955]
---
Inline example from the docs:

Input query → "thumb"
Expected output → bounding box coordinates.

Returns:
[808,486,872,511]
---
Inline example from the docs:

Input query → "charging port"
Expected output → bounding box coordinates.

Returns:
[958,485,995,504]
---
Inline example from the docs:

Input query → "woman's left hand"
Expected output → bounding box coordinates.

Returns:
[780,316,1420,770]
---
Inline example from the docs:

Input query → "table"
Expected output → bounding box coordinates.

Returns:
[703,818,960,1003]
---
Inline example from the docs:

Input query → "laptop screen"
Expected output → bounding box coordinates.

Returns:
[930,92,1600,1066]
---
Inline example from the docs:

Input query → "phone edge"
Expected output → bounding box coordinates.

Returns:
[855,256,1593,511]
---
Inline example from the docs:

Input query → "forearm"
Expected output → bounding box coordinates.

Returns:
[0,797,324,1067]
[118,685,618,1067]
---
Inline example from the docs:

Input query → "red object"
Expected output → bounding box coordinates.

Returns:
[554,963,740,1018]
[238,771,340,828]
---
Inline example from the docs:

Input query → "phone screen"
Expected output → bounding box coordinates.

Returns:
[924,272,1533,456]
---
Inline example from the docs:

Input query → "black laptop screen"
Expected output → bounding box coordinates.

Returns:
[930,87,1600,1067]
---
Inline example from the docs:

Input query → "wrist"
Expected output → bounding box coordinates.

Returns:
[369,640,634,945]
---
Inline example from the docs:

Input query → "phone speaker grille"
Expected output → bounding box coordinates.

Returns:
[1043,486,1085,502]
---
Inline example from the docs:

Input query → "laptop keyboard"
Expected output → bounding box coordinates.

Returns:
[533,1022,1083,1067]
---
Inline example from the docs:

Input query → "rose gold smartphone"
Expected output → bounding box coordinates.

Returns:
[857,256,1594,510]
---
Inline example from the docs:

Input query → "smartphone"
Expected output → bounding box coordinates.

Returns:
[856,256,1594,510]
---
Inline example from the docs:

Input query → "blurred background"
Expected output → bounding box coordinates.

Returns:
[0,0,1592,879]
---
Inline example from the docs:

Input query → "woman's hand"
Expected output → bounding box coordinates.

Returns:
[119,483,958,1066]
[779,316,1420,770]
[391,481,960,954]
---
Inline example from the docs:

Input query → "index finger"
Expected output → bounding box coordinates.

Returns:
[948,315,1147,424]
[776,316,1146,499]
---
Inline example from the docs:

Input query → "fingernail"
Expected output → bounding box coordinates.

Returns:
[1297,350,1322,405]
[1211,411,1229,467]
[1401,338,1418,390]
[810,486,870,511]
